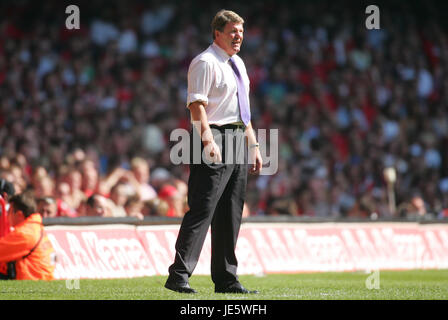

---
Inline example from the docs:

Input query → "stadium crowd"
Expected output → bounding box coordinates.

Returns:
[1,0,448,219]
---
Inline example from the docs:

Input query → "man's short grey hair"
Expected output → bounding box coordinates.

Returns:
[211,9,244,40]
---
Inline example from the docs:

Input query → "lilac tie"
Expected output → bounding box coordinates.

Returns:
[229,57,251,126]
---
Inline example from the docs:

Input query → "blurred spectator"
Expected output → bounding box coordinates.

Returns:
[55,182,78,217]
[124,195,144,219]
[150,168,172,191]
[36,197,57,218]
[84,194,111,217]
[171,179,189,215]
[109,183,128,217]
[79,160,100,198]
[397,194,431,218]
[158,184,182,217]
[32,176,54,199]
[130,157,157,201]
[63,168,86,211]
[142,198,169,217]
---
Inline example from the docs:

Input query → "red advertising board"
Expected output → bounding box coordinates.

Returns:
[46,225,156,279]
[236,223,448,273]
[45,223,448,280]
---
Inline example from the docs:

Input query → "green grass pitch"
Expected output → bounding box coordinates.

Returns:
[0,270,447,300]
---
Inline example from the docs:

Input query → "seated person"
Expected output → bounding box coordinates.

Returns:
[0,193,55,280]
[84,194,112,217]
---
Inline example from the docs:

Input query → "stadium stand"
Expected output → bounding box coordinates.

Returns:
[1,0,448,220]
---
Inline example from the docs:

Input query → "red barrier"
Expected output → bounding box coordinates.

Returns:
[0,196,9,238]
[46,225,156,279]
[237,223,448,272]
[45,223,448,280]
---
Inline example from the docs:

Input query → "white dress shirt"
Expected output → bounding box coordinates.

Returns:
[186,42,250,126]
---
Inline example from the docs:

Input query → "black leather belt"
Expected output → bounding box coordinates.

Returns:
[210,123,246,131]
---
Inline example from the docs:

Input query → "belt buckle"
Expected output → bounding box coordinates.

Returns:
[232,122,245,130]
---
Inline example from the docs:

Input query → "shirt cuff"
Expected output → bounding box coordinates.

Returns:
[187,93,208,108]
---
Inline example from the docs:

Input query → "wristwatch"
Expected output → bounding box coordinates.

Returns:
[250,143,260,149]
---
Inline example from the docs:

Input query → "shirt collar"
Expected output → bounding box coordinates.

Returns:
[211,42,232,63]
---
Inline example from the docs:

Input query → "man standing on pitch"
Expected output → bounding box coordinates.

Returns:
[165,9,262,294]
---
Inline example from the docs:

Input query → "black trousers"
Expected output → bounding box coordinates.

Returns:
[167,125,248,286]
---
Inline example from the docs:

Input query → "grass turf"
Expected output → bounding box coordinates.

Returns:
[0,269,447,300]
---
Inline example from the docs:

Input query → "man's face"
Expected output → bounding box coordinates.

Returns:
[87,196,108,217]
[38,202,57,218]
[215,22,244,56]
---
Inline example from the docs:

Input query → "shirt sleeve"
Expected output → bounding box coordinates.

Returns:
[187,59,214,108]
[0,229,34,263]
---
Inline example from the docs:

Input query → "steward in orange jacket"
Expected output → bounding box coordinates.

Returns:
[0,193,55,280]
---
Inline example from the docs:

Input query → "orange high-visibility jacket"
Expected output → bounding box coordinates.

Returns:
[0,213,55,280]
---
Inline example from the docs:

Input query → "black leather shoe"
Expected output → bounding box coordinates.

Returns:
[215,282,259,294]
[165,281,197,294]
